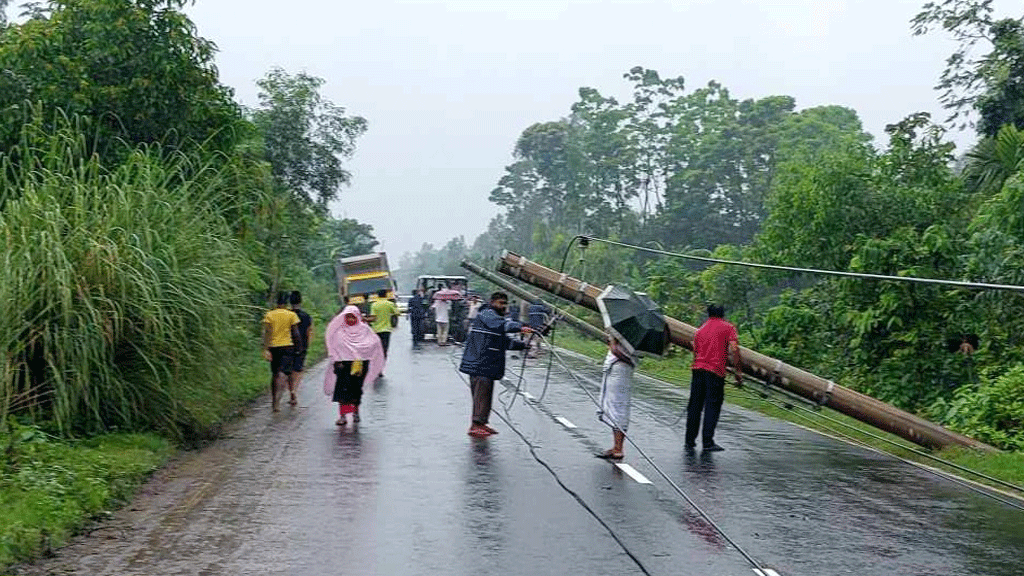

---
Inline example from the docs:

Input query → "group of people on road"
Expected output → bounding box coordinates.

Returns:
[596,303,742,458]
[458,294,743,458]
[265,286,744,455]
[261,291,313,412]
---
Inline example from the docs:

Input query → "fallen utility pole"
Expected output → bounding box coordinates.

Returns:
[460,259,606,341]
[497,250,996,452]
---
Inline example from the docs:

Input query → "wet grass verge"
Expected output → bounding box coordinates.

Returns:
[0,429,171,569]
[0,328,328,572]
[552,330,1024,501]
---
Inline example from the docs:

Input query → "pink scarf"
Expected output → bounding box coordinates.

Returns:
[323,305,386,396]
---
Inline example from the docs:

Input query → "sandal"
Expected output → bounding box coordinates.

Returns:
[595,450,624,460]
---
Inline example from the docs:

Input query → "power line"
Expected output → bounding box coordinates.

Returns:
[578,236,1024,294]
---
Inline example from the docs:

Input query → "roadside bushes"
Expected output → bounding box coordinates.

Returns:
[0,118,259,438]
[932,366,1024,451]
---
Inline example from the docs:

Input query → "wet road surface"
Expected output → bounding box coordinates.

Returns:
[15,327,1024,576]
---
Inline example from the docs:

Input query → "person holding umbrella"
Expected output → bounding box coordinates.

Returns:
[685,304,743,452]
[596,333,639,460]
[595,284,668,460]
[431,286,461,346]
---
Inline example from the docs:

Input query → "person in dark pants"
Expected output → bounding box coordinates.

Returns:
[525,301,553,358]
[409,288,427,348]
[287,290,313,406]
[458,292,533,437]
[368,288,399,359]
[324,305,385,426]
[685,304,743,452]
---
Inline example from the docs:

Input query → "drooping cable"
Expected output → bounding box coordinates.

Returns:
[532,336,770,572]
[576,235,1024,294]
[445,347,653,576]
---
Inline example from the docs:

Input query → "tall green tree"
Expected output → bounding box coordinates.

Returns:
[251,67,368,210]
[913,0,1024,136]
[0,0,243,159]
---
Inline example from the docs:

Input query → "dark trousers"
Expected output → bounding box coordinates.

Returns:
[411,316,425,346]
[685,369,725,447]
[469,375,494,425]
[377,331,391,357]
[332,361,368,407]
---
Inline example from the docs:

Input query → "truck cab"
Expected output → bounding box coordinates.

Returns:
[336,252,396,315]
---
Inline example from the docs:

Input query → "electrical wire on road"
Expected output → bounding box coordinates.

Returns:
[554,234,1024,498]
[453,337,775,574]
[444,346,654,576]
[723,375,1024,512]
[553,352,1024,512]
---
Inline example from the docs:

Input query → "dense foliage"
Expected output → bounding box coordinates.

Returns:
[0,1,375,436]
[404,8,1024,450]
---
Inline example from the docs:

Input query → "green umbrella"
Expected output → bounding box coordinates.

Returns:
[596,284,669,357]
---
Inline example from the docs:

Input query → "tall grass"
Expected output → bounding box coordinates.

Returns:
[0,115,258,438]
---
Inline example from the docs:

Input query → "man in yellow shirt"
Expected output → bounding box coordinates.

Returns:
[262,292,301,412]
[368,289,400,360]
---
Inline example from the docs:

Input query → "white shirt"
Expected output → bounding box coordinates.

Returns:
[433,300,451,323]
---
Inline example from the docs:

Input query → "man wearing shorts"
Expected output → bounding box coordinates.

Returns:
[262,292,301,412]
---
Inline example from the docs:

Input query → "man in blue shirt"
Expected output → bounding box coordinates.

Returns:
[459,292,533,437]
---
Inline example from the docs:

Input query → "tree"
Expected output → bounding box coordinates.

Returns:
[0,0,243,159]
[252,67,368,209]
[963,123,1024,193]
[912,0,1024,136]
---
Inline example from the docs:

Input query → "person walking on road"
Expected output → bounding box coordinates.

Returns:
[368,289,399,360]
[409,288,427,349]
[525,301,553,358]
[262,292,301,412]
[432,291,451,346]
[324,305,385,426]
[287,290,313,406]
[596,334,638,460]
[685,304,743,452]
[458,292,532,437]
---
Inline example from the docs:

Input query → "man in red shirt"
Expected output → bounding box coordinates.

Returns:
[686,304,743,452]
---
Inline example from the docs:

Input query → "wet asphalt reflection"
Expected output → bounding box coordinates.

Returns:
[14,327,1024,576]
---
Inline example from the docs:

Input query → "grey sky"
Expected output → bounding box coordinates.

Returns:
[187,2,1000,257]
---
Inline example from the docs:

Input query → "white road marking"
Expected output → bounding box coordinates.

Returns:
[555,416,576,429]
[753,569,781,576]
[615,463,652,484]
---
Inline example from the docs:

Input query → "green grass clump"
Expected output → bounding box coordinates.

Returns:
[0,425,171,568]
[0,116,260,439]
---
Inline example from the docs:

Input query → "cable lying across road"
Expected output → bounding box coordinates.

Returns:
[475,335,774,573]
[444,346,654,576]
[546,348,1024,511]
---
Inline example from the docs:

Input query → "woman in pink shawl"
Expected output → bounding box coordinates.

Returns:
[323,305,386,426]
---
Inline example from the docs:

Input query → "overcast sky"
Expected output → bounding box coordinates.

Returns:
[177,1,1000,258]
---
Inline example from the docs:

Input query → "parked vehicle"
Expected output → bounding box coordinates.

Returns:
[335,252,396,314]
[416,275,469,343]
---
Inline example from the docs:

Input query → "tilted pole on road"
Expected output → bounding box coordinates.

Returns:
[460,259,607,341]
[496,250,996,452]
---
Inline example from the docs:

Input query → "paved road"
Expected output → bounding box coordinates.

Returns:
[15,326,1024,576]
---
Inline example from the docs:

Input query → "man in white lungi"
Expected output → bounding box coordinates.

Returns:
[596,334,638,460]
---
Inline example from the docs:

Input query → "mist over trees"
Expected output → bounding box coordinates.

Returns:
[404,1,1024,449]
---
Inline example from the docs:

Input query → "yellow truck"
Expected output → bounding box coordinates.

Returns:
[335,252,396,313]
